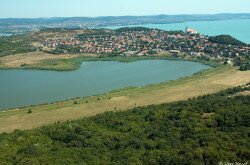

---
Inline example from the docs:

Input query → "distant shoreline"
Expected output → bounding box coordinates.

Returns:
[104,19,250,44]
[1,13,250,34]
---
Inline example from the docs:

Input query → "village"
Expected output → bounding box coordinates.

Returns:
[42,27,250,64]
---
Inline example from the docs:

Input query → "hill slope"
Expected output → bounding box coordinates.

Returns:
[0,85,249,164]
[209,35,247,46]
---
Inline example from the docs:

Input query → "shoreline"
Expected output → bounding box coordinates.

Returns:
[104,18,250,44]
[0,66,213,112]
[0,53,220,72]
[1,65,249,133]
[0,56,215,111]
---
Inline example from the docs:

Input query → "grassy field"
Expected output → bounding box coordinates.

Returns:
[0,51,220,71]
[0,64,249,133]
[0,51,97,70]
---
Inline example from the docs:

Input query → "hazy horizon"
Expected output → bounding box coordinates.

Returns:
[1,0,250,18]
[1,13,250,19]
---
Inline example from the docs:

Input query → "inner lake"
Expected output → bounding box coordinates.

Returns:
[0,60,210,110]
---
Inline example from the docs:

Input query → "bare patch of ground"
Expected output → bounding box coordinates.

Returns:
[111,96,129,101]
[202,113,215,119]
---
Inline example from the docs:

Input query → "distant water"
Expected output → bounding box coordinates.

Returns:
[0,60,210,110]
[0,33,13,37]
[106,19,250,44]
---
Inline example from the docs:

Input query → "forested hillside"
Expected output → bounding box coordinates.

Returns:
[208,35,247,46]
[0,84,249,164]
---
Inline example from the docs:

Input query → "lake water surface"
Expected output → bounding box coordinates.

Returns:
[106,19,250,44]
[0,60,210,110]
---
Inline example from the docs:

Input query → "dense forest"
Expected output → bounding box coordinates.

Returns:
[0,84,249,164]
[208,35,247,46]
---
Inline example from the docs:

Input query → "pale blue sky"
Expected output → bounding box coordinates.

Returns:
[1,0,250,18]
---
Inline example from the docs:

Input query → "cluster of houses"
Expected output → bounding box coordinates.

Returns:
[42,28,250,61]
[43,38,80,48]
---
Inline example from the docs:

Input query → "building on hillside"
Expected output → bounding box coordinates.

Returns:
[121,51,138,57]
[170,50,180,56]
[185,27,198,35]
